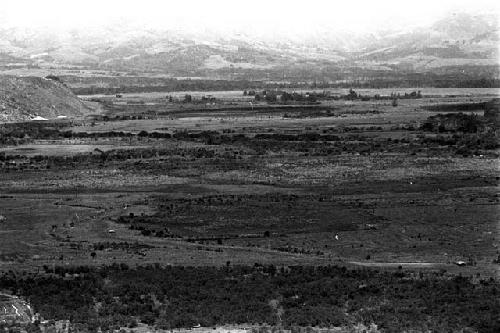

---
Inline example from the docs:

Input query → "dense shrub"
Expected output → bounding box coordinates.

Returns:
[1,265,498,332]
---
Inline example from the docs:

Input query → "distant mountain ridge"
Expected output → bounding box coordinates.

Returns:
[0,12,498,80]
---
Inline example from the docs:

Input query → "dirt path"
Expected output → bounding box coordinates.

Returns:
[349,261,450,268]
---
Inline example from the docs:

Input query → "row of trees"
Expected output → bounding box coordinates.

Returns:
[246,89,424,104]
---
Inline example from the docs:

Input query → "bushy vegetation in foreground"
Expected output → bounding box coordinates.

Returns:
[0,265,498,332]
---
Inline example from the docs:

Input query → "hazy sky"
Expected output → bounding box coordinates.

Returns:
[1,0,499,36]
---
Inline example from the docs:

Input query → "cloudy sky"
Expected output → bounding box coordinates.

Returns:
[1,0,499,37]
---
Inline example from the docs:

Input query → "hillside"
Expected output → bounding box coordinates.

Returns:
[354,13,499,71]
[0,75,91,122]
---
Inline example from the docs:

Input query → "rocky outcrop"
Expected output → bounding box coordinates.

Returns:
[0,293,34,324]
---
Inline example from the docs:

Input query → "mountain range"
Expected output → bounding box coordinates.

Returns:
[0,12,498,81]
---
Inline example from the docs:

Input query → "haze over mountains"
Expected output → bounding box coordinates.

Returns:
[0,12,498,81]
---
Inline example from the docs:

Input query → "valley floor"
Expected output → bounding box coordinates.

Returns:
[0,89,499,332]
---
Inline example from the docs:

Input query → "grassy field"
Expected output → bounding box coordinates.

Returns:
[0,90,498,280]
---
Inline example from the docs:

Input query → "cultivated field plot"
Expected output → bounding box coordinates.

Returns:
[0,143,147,156]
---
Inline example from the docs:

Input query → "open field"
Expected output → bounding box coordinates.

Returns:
[1,89,498,277]
[79,87,500,100]
[0,87,499,332]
